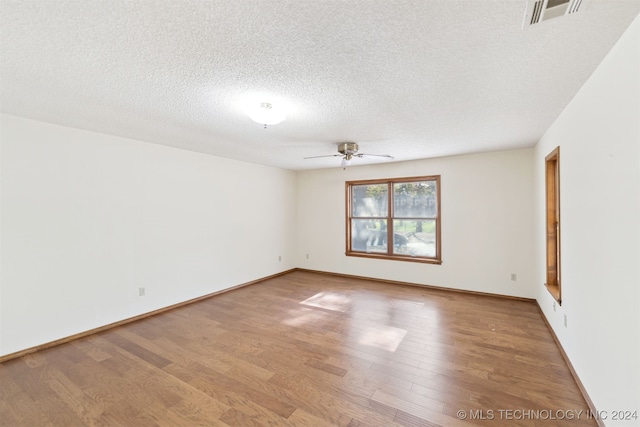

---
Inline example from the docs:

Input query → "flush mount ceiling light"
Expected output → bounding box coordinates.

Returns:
[247,102,286,128]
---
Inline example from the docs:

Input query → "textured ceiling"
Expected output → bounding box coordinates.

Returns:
[1,0,639,170]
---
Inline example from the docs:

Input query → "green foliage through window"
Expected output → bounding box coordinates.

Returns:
[346,176,441,264]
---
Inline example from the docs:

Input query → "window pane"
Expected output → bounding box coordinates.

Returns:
[351,219,388,253]
[352,184,388,217]
[392,220,436,257]
[393,181,437,218]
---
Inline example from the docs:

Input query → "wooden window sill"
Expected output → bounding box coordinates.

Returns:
[545,282,561,305]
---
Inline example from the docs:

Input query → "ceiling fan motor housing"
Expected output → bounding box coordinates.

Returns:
[338,142,359,155]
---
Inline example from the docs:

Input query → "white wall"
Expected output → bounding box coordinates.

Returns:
[296,148,535,298]
[0,114,297,356]
[534,15,639,426]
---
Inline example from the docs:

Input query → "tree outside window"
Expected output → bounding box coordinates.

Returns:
[346,176,441,264]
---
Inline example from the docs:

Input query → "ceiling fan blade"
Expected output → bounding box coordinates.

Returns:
[303,154,343,159]
[358,153,395,159]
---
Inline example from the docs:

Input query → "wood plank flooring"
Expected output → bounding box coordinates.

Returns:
[0,270,596,426]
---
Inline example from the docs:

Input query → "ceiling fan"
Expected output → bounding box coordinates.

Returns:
[304,142,394,168]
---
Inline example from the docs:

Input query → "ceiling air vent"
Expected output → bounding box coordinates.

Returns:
[524,0,589,26]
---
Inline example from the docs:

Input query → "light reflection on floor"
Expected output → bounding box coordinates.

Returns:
[294,289,441,355]
[300,291,352,312]
[357,325,407,352]
[281,307,332,327]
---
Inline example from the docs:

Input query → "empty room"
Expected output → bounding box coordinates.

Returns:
[1,1,638,426]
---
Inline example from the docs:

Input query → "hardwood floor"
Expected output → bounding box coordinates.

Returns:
[0,270,596,426]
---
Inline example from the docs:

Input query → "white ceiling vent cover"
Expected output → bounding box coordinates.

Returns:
[524,0,590,27]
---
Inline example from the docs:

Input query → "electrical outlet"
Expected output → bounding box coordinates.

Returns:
[278,255,282,261]
[306,254,309,259]
[139,287,145,296]
[564,314,568,327]
[510,273,517,281]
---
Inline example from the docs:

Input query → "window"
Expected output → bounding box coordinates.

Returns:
[346,176,441,264]
[545,147,561,303]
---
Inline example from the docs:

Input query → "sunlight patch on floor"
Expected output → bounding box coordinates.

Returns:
[358,326,407,352]
[282,307,331,327]
[300,292,352,312]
